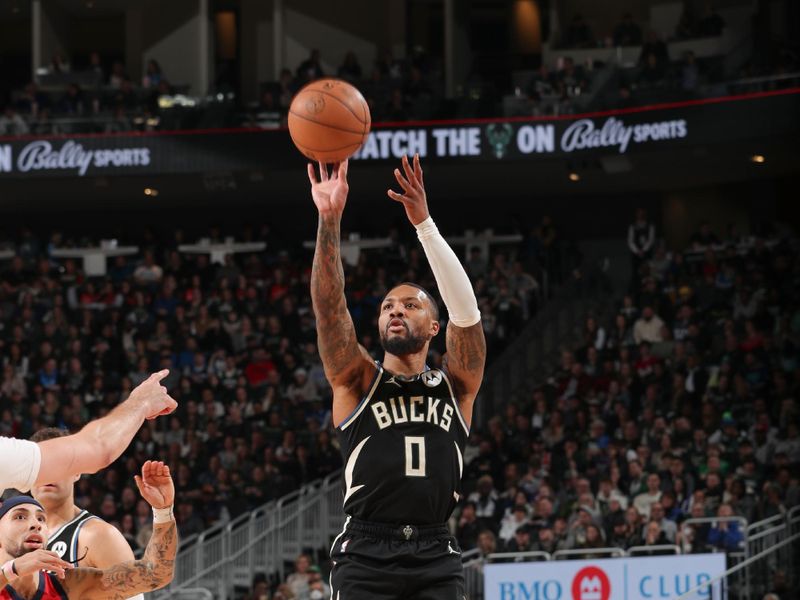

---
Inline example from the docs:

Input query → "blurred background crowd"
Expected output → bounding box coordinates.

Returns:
[1,1,797,136]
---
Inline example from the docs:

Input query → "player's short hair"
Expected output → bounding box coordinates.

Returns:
[385,282,440,321]
[30,427,69,443]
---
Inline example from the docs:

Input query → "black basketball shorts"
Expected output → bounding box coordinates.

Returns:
[329,518,467,600]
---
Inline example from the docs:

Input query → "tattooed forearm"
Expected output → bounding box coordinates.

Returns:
[311,213,362,381]
[444,322,486,394]
[66,521,177,599]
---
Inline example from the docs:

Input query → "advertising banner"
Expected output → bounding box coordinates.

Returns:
[0,89,796,179]
[483,553,727,600]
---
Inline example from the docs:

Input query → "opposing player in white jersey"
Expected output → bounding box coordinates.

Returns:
[0,370,176,495]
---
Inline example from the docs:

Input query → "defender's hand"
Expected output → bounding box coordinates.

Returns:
[387,153,429,226]
[128,370,178,420]
[11,549,73,579]
[308,161,349,217]
[134,461,174,509]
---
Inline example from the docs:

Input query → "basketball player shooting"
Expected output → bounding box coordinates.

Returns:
[308,153,485,599]
[0,461,177,599]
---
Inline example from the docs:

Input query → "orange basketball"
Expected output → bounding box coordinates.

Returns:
[288,78,371,163]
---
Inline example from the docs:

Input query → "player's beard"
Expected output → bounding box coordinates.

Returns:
[4,540,27,558]
[380,322,427,356]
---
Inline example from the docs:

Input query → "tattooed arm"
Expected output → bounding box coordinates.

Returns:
[64,521,177,599]
[63,461,177,600]
[308,160,376,425]
[442,323,486,416]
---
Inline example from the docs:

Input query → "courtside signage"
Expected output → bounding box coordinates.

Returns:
[484,553,726,600]
[0,140,151,176]
[0,89,796,178]
[352,117,688,160]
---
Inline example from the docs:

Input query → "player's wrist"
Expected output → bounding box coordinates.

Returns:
[414,216,436,237]
[152,505,175,523]
[1,560,18,582]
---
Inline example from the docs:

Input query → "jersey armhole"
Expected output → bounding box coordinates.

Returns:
[440,369,470,435]
[338,363,383,431]
[73,515,99,562]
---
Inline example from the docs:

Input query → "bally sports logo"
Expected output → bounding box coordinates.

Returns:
[571,566,610,600]
[0,140,151,176]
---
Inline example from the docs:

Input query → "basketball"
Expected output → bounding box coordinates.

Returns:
[288,78,371,163]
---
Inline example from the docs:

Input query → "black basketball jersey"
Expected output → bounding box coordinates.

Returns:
[46,509,98,563]
[335,362,470,525]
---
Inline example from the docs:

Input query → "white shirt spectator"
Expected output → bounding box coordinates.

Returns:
[633,309,665,344]
[628,214,655,256]
[634,490,662,520]
[499,508,531,542]
[0,109,29,136]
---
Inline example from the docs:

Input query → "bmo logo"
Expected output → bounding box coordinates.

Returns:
[571,567,610,600]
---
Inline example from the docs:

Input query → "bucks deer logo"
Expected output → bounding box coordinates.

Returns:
[485,123,513,159]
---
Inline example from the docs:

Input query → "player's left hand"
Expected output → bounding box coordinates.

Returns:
[134,461,174,509]
[387,154,429,226]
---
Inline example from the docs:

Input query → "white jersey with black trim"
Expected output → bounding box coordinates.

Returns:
[0,437,41,492]
[335,362,469,525]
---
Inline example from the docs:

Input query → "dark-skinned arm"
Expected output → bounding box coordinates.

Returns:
[388,154,486,421]
[308,161,375,422]
[443,322,486,401]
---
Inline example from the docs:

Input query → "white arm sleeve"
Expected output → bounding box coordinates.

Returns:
[0,437,41,492]
[415,217,481,328]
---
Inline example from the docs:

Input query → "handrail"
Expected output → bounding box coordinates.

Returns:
[196,520,226,544]
[460,548,481,563]
[626,544,680,555]
[726,71,800,87]
[745,512,784,534]
[150,469,343,599]
[552,547,625,560]
[681,516,748,529]
[224,510,252,534]
[746,523,787,544]
[487,550,552,562]
[676,530,800,600]
[788,505,800,526]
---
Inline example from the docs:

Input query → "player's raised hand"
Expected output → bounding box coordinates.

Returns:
[387,153,430,226]
[308,160,349,217]
[134,461,175,509]
[128,370,178,420]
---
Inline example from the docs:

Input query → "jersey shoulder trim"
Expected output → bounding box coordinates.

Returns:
[48,509,89,546]
[73,514,100,563]
[440,369,470,435]
[339,363,384,431]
